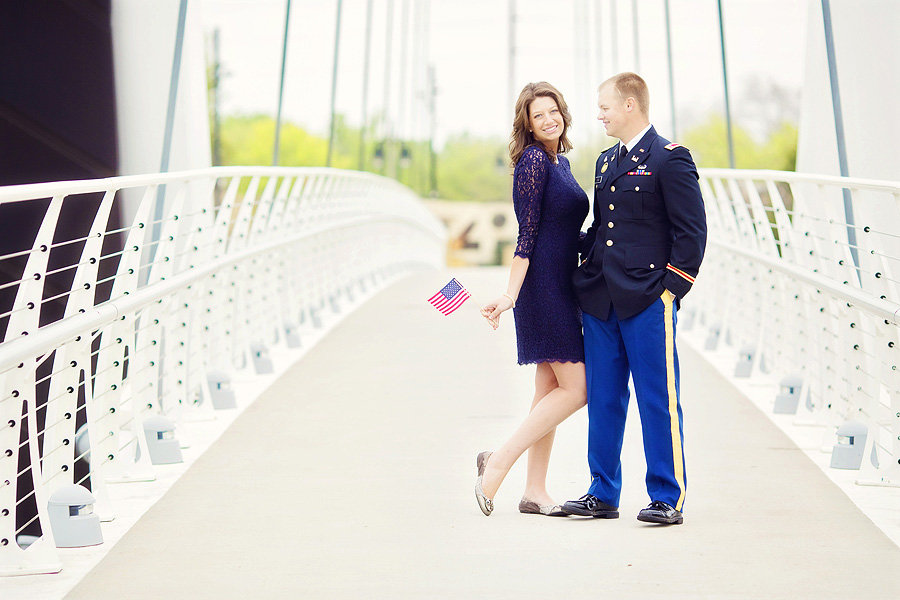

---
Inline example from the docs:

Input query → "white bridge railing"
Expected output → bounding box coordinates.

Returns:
[0,167,444,575]
[690,168,900,485]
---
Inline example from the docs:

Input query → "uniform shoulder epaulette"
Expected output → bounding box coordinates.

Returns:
[664,142,687,151]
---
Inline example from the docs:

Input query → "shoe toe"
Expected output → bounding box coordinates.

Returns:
[474,478,493,516]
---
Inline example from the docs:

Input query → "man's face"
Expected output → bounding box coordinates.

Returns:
[597,84,629,140]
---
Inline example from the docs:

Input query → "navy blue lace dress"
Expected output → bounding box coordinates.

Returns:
[511,145,589,365]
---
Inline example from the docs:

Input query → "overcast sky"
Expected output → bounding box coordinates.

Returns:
[200,0,807,147]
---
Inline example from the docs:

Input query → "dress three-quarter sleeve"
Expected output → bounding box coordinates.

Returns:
[513,147,549,259]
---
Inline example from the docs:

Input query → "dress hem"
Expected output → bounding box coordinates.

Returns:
[517,358,585,366]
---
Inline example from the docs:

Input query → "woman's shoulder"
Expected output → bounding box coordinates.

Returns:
[518,145,549,165]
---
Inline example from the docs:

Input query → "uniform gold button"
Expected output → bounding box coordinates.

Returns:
[609,204,615,210]
[610,185,616,192]
[650,263,655,269]
[606,240,613,247]
[635,186,640,191]
[607,222,614,228]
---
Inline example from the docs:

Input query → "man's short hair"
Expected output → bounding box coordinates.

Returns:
[600,72,649,116]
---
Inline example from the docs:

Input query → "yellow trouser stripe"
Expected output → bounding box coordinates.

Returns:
[662,291,686,510]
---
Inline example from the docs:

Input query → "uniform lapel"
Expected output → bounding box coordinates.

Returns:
[610,126,658,183]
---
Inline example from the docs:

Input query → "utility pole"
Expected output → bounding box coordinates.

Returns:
[396,0,410,181]
[631,0,639,72]
[821,0,859,274]
[508,0,516,110]
[412,0,428,192]
[152,0,187,271]
[428,65,437,196]
[595,0,603,83]
[610,0,618,73]
[211,28,222,167]
[358,0,373,171]
[273,0,291,166]
[717,0,736,169]
[381,0,394,176]
[326,0,343,167]
[664,0,677,139]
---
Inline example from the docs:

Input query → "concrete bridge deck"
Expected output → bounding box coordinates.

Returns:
[53,268,900,598]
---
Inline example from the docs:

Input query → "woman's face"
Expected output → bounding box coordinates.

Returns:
[528,96,564,150]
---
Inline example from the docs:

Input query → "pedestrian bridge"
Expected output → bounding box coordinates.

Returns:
[1,167,900,598]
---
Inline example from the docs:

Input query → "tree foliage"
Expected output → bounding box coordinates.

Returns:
[435,134,510,203]
[215,111,799,204]
[683,114,798,171]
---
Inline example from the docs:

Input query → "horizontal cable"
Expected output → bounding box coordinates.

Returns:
[14,512,41,537]
[0,247,36,263]
[0,215,439,371]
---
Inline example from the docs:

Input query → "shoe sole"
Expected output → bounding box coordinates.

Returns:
[636,514,683,525]
[519,508,569,517]
[475,488,493,516]
[562,507,619,518]
[592,511,619,519]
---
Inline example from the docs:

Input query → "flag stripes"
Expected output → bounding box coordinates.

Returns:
[428,278,471,315]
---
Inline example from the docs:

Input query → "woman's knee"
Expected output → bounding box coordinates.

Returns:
[567,384,587,407]
[552,363,587,406]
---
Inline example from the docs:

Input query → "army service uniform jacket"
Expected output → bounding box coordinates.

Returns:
[572,126,707,320]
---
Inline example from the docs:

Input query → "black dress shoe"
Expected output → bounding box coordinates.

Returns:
[561,494,619,518]
[637,500,683,525]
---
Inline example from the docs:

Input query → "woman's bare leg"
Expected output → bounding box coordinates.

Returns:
[480,361,586,500]
[522,363,559,505]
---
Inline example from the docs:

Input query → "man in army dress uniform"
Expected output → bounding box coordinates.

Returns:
[563,72,707,525]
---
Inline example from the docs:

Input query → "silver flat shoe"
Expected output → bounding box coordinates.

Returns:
[518,498,568,517]
[475,451,494,516]
[476,451,492,477]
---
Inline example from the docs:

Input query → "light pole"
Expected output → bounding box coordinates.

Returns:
[381,0,394,176]
[716,0,736,169]
[326,0,344,167]
[632,0,639,72]
[821,0,859,274]
[358,0,374,171]
[664,0,677,139]
[273,0,291,166]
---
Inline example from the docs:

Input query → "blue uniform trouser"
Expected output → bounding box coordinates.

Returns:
[583,292,686,511]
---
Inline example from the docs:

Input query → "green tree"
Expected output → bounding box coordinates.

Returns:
[220,114,354,167]
[765,122,799,172]
[435,134,510,203]
[218,113,436,196]
[683,114,798,171]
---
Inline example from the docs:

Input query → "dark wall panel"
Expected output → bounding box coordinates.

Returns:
[0,0,118,186]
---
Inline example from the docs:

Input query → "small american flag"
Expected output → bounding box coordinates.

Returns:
[428,278,471,315]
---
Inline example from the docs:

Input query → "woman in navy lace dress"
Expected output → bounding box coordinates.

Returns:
[475,82,589,517]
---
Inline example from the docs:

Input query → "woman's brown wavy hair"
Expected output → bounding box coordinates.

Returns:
[509,82,574,167]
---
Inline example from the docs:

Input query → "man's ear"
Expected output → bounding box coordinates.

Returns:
[624,97,634,113]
